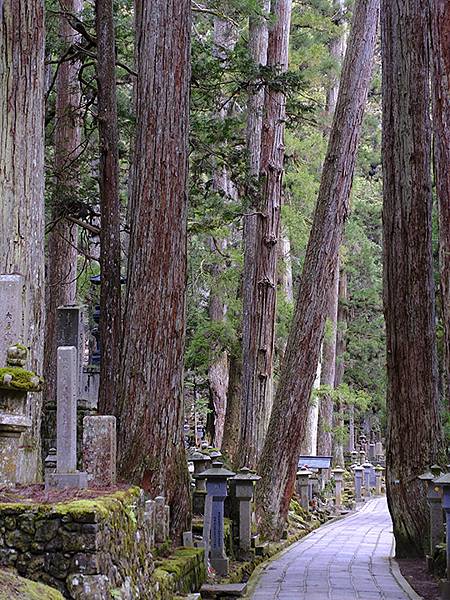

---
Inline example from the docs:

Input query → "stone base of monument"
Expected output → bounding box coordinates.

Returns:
[45,471,88,490]
[210,556,229,577]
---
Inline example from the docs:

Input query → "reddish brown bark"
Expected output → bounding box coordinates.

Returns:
[240,0,289,469]
[255,0,379,539]
[117,0,191,541]
[96,0,122,416]
[382,0,444,557]
[431,0,450,409]
[0,0,46,480]
[221,353,242,463]
[44,0,81,417]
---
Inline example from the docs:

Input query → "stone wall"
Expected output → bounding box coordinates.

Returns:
[0,487,194,599]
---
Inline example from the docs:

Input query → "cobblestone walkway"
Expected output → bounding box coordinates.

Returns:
[250,497,413,600]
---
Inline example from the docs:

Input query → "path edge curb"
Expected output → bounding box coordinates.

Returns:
[389,556,424,600]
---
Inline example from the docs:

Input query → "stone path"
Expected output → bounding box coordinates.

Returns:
[250,497,415,600]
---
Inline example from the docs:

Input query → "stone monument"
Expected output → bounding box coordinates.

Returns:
[83,416,116,487]
[45,346,88,489]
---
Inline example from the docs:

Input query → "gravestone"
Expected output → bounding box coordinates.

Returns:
[296,467,312,511]
[144,499,156,547]
[332,467,345,509]
[56,306,84,394]
[354,465,364,502]
[0,275,24,365]
[419,467,443,560]
[45,346,88,489]
[83,416,116,487]
[155,496,170,543]
[201,461,235,576]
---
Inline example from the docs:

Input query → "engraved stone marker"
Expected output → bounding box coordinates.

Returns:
[83,416,116,487]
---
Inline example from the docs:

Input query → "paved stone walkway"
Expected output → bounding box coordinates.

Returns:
[251,497,413,600]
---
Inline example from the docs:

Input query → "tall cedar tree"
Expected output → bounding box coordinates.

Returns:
[222,0,271,465]
[44,0,81,419]
[239,0,290,469]
[317,1,347,458]
[96,0,122,416]
[117,0,192,540]
[0,0,45,480]
[431,0,450,409]
[255,0,379,538]
[382,0,444,556]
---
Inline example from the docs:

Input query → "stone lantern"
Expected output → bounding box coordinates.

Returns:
[362,462,373,497]
[199,460,235,576]
[353,465,364,502]
[0,345,42,484]
[350,450,359,465]
[375,465,384,496]
[418,465,443,560]
[433,472,450,599]
[296,467,312,511]
[332,466,345,509]
[359,449,366,465]
[191,451,211,515]
[232,468,261,559]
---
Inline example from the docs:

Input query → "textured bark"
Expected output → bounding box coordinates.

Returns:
[317,260,339,456]
[96,0,122,416]
[332,269,347,466]
[431,0,450,409]
[300,359,321,455]
[0,0,45,480]
[206,19,236,448]
[255,0,379,539]
[221,353,242,463]
[317,0,347,459]
[382,0,444,557]
[117,0,191,541]
[44,0,81,414]
[240,0,290,469]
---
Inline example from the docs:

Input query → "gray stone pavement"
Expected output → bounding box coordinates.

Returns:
[250,497,413,600]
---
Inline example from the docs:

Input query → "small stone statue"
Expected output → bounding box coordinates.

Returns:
[6,344,28,367]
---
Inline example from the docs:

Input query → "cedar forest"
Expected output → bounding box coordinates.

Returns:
[0,0,449,569]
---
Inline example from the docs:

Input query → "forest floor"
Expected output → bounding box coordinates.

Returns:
[398,559,441,600]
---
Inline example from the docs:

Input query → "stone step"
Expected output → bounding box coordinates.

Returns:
[251,534,260,548]
[200,583,247,598]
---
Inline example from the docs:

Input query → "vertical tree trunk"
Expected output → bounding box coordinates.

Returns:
[332,268,347,466]
[430,0,450,410]
[317,261,339,456]
[221,353,242,462]
[96,0,122,416]
[317,0,347,459]
[117,0,191,541]
[240,0,290,469]
[0,0,45,479]
[255,0,379,539]
[44,0,81,438]
[382,0,444,557]
[207,18,237,448]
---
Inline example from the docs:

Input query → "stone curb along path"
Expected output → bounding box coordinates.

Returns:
[247,497,423,600]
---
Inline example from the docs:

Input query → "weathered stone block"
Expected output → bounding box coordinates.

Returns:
[83,416,116,487]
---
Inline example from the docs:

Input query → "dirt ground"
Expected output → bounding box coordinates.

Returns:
[398,558,441,600]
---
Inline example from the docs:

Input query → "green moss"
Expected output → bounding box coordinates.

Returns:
[0,569,64,600]
[0,367,43,392]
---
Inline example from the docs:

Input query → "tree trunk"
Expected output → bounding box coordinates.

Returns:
[221,352,242,463]
[255,0,379,539]
[317,0,347,460]
[117,0,192,541]
[96,0,122,416]
[240,0,290,469]
[431,0,450,410]
[382,0,444,557]
[300,359,321,455]
[332,268,347,466]
[0,0,45,480]
[206,18,237,448]
[43,0,81,429]
[317,260,339,457]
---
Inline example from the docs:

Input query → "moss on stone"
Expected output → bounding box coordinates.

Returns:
[0,367,43,392]
[0,569,64,600]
